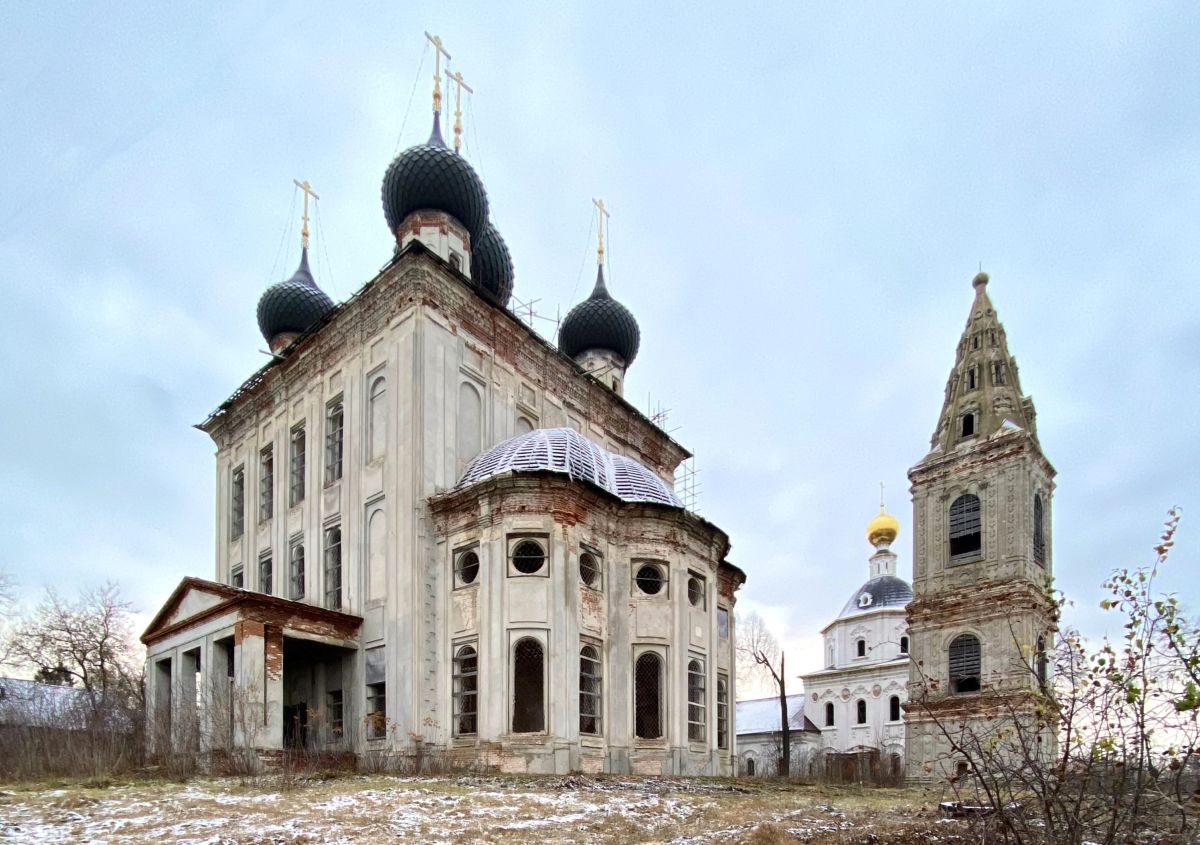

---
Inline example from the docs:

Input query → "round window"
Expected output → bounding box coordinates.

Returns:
[456,550,479,585]
[579,553,600,587]
[635,564,664,595]
[512,540,545,574]
[687,576,704,607]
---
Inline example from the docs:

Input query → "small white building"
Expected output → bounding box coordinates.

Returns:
[734,693,819,777]
[801,509,910,777]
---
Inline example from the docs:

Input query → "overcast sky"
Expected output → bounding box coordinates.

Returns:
[1,3,1196,695]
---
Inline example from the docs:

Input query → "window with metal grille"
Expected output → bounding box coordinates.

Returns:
[635,563,666,596]
[1033,494,1046,565]
[687,575,705,609]
[325,401,344,485]
[579,552,600,588]
[634,652,663,739]
[327,689,344,736]
[231,565,244,589]
[259,446,273,522]
[960,413,976,438]
[289,424,306,505]
[258,552,272,596]
[289,541,305,600]
[900,636,909,654]
[324,526,342,610]
[856,699,867,724]
[949,494,982,560]
[455,550,479,587]
[949,634,982,693]
[687,659,706,742]
[579,645,602,735]
[825,701,834,727]
[511,540,545,575]
[454,644,478,735]
[512,638,545,732]
[856,639,866,658]
[716,675,729,749]
[230,466,245,540]
[889,695,901,721]
[365,682,386,739]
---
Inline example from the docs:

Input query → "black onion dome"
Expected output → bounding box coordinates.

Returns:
[256,249,334,342]
[558,266,641,365]
[470,222,514,305]
[838,575,913,618]
[382,115,488,241]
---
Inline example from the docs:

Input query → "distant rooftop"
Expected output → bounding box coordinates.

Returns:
[736,693,811,735]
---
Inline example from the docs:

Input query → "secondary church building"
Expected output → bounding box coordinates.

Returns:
[140,88,744,774]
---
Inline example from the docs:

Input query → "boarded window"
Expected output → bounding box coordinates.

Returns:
[454,645,478,735]
[368,376,387,462]
[580,645,602,735]
[889,695,901,721]
[687,659,706,742]
[512,638,545,733]
[949,634,982,693]
[949,494,982,560]
[717,675,729,749]
[1033,495,1046,566]
[289,424,306,505]
[325,401,344,484]
[635,652,663,739]
[825,701,834,727]
[856,699,867,724]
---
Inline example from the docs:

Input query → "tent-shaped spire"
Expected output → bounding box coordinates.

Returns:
[928,272,1037,452]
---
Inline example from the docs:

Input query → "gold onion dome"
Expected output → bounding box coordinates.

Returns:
[867,508,900,547]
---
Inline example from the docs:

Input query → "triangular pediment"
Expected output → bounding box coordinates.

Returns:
[140,577,240,644]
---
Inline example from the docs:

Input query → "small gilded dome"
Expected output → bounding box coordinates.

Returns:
[867,508,900,547]
[470,222,514,305]
[558,266,640,365]
[256,249,334,344]
[381,115,488,242]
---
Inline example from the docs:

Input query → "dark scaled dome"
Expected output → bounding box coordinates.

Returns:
[558,266,640,365]
[838,575,913,618]
[382,116,488,242]
[470,222,514,305]
[256,249,334,343]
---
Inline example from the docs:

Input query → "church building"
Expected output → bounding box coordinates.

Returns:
[139,48,744,776]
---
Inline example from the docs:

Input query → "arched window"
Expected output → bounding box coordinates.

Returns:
[514,415,534,436]
[856,699,867,724]
[824,701,834,727]
[687,659,706,742]
[949,494,982,560]
[457,382,482,474]
[827,645,835,668]
[856,639,866,658]
[367,508,386,600]
[325,401,344,484]
[949,634,982,693]
[900,636,909,654]
[511,638,545,732]
[1036,635,1049,689]
[368,376,387,462]
[634,652,663,739]
[717,676,729,749]
[1033,494,1046,566]
[746,757,756,777]
[579,645,602,735]
[889,695,901,722]
[453,645,478,735]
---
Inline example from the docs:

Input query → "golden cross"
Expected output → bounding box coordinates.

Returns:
[424,31,452,116]
[592,197,610,266]
[879,481,886,511]
[292,179,319,250]
[446,69,473,154]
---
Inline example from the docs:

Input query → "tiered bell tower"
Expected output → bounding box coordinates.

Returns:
[905,272,1057,782]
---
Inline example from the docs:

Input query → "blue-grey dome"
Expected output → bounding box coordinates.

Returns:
[839,575,912,617]
[470,222,514,305]
[382,115,488,242]
[558,266,640,365]
[256,249,334,343]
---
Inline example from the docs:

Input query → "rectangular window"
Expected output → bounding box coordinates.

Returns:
[289,424,306,506]
[717,607,730,640]
[687,658,706,742]
[259,446,274,522]
[230,564,244,589]
[230,466,245,540]
[324,525,342,610]
[327,689,344,737]
[289,540,305,600]
[365,682,386,739]
[258,551,272,595]
[580,644,602,735]
[966,366,978,391]
[325,400,344,485]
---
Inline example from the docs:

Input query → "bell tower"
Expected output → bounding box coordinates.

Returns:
[904,272,1057,782]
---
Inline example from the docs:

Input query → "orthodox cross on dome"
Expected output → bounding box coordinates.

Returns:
[592,197,610,266]
[445,69,473,154]
[424,31,452,117]
[879,480,886,512]
[292,178,319,249]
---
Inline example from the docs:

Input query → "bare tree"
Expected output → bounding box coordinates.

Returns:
[0,568,15,668]
[737,611,792,777]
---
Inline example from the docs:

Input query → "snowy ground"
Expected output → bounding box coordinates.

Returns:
[0,775,964,844]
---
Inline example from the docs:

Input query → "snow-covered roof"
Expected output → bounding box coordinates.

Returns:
[736,693,808,735]
[458,427,681,507]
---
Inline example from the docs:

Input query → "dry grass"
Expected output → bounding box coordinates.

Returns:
[0,774,958,844]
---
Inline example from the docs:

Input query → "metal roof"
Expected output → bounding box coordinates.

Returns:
[458,427,680,507]
[838,574,913,618]
[735,693,808,735]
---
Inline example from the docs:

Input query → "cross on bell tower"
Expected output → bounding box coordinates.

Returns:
[292,178,319,250]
